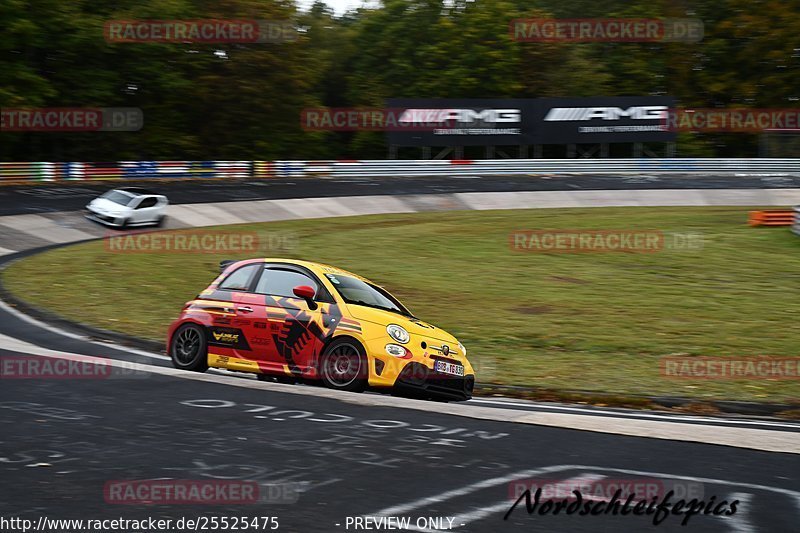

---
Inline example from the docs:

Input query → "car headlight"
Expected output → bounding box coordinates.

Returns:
[458,342,467,355]
[387,324,409,344]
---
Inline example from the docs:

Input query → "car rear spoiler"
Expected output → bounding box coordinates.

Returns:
[219,259,237,273]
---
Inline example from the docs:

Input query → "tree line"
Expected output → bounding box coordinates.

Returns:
[1,0,798,161]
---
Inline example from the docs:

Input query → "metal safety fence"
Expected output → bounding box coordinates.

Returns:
[1,158,799,183]
[0,161,251,182]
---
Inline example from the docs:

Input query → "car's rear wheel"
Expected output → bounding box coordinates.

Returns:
[154,215,166,227]
[170,324,208,372]
[319,338,368,392]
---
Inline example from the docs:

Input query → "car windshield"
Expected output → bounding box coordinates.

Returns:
[101,190,135,206]
[325,274,413,318]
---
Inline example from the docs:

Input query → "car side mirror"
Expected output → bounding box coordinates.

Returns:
[293,285,317,310]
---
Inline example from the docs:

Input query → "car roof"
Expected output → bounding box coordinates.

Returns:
[268,258,365,278]
[230,258,369,282]
[115,187,157,196]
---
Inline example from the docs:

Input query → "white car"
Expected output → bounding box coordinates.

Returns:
[86,187,168,228]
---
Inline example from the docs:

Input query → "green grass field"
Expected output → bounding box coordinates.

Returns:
[3,207,799,403]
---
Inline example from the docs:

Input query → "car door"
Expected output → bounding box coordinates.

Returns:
[229,288,273,372]
[132,196,159,224]
[247,264,332,377]
[203,263,261,368]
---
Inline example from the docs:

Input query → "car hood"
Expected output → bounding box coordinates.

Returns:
[346,305,458,345]
[89,198,128,214]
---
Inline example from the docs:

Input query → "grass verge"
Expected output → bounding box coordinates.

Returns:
[3,206,799,403]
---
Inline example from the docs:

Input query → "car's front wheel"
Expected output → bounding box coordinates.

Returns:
[170,323,209,372]
[319,338,368,392]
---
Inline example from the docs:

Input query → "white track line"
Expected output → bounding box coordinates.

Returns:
[469,398,800,430]
[1,296,799,452]
[3,296,796,432]
[403,474,607,532]
[0,298,166,360]
[722,492,755,533]
[370,465,800,525]
[370,465,572,517]
[0,330,798,453]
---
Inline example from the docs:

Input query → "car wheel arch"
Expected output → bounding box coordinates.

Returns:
[317,335,369,392]
[169,318,211,348]
[317,334,370,372]
[169,322,209,372]
[319,334,367,360]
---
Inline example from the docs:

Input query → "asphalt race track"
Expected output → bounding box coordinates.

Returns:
[0,275,798,532]
[0,335,799,533]
[1,177,799,532]
[2,172,800,216]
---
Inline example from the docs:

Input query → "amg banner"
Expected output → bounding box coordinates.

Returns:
[385,97,675,146]
[385,98,535,147]
[533,96,676,144]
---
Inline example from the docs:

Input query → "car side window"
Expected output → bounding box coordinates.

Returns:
[255,267,318,298]
[219,264,260,291]
[136,197,158,209]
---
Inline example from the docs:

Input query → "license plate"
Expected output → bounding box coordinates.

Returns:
[435,360,464,376]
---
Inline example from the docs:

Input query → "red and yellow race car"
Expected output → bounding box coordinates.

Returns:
[167,258,475,400]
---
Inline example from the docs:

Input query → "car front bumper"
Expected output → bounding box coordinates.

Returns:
[392,360,475,401]
[85,209,125,227]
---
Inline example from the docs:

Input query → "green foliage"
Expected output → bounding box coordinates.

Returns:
[1,0,797,159]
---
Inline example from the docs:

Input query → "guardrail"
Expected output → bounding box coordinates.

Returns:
[1,158,800,182]
[270,158,800,177]
[0,161,252,182]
